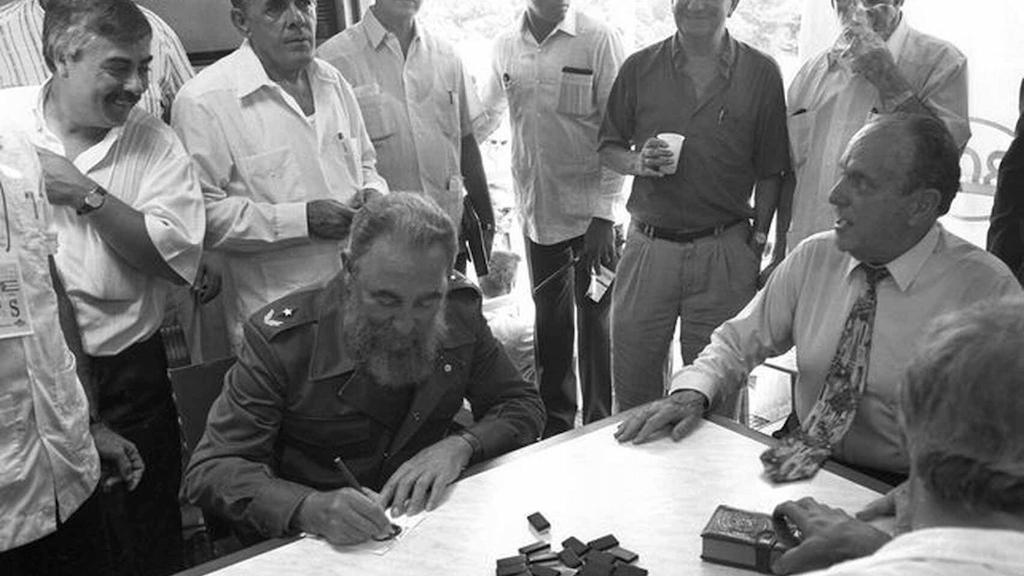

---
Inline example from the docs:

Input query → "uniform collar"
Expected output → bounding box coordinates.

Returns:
[670,30,737,79]
[361,8,420,50]
[844,223,942,292]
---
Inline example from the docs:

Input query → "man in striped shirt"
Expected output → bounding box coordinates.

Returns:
[0,0,194,121]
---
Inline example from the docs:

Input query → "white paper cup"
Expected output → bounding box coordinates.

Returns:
[657,132,685,175]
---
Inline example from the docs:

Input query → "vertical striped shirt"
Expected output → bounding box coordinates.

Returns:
[0,0,194,119]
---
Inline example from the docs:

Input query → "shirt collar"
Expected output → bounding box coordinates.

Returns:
[519,8,579,42]
[361,8,419,50]
[230,40,328,99]
[670,31,737,79]
[33,81,125,171]
[844,223,942,292]
[871,527,1024,568]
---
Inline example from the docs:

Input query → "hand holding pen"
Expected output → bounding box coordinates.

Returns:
[288,456,396,545]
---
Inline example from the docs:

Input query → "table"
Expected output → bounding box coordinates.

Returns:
[179,415,889,576]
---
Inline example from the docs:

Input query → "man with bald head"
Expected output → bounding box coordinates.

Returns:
[616,114,1020,486]
[786,0,970,247]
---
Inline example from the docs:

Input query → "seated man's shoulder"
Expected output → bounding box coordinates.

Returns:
[940,230,1021,285]
[247,285,325,343]
[177,51,245,101]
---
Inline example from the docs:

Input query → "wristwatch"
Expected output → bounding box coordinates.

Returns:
[76,185,108,216]
[752,231,769,246]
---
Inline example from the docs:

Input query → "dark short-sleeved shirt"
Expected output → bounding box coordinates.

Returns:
[599,33,791,230]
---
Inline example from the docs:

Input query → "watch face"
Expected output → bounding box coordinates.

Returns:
[85,192,104,208]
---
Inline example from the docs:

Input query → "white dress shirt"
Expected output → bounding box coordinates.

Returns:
[671,225,1021,473]
[172,42,388,349]
[318,9,475,224]
[0,0,194,119]
[805,527,1024,576]
[0,84,205,356]
[0,129,100,552]
[787,19,970,246]
[477,9,626,245]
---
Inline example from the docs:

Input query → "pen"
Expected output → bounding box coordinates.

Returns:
[333,456,402,540]
[332,456,363,490]
[718,107,727,125]
[448,90,454,105]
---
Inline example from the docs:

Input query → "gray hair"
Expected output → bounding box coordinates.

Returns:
[479,250,520,299]
[901,298,1024,513]
[868,113,961,215]
[346,192,458,270]
[42,0,151,72]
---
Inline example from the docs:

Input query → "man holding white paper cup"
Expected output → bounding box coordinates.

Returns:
[599,0,790,415]
[786,0,969,247]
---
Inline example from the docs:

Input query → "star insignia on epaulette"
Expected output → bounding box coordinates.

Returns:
[263,307,298,327]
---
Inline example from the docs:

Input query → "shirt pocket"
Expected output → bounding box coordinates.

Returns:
[235,148,304,204]
[556,69,595,118]
[788,109,817,170]
[352,83,395,144]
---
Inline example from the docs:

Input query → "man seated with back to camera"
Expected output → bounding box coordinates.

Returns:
[184,193,544,545]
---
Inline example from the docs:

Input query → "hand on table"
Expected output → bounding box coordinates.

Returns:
[380,435,473,517]
[91,422,145,491]
[771,497,891,575]
[581,218,618,274]
[614,390,707,444]
[293,488,392,545]
[634,137,674,178]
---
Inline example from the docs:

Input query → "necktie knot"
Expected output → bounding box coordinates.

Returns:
[861,264,890,289]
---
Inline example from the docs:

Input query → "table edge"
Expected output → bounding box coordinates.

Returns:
[174,412,889,575]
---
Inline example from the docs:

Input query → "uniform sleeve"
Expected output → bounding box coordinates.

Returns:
[598,52,638,152]
[137,132,205,284]
[461,296,544,459]
[171,93,311,252]
[669,243,806,407]
[474,39,510,141]
[752,56,792,180]
[988,120,1024,282]
[183,322,315,539]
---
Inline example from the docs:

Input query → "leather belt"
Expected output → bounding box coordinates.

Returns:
[635,219,746,244]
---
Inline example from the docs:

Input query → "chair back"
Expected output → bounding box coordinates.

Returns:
[169,356,236,456]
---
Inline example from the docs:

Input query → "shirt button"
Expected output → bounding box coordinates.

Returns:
[383,451,390,459]
[443,364,453,373]
[413,411,421,421]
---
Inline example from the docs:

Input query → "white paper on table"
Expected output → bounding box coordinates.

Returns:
[329,510,427,556]
[587,265,615,303]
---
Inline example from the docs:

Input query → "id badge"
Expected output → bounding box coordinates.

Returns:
[0,253,33,340]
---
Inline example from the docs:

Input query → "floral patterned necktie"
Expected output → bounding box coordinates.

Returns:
[760,264,891,483]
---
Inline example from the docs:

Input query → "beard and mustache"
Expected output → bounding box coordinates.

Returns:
[342,295,448,389]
